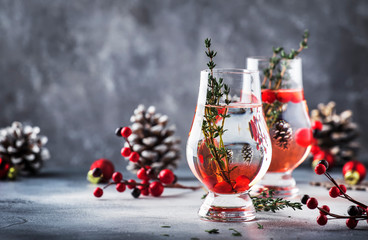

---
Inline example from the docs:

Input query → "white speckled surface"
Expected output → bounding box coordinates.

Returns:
[0,168,367,239]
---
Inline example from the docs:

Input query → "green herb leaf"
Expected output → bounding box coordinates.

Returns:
[229,228,242,236]
[205,229,219,234]
[257,223,264,229]
[161,226,171,228]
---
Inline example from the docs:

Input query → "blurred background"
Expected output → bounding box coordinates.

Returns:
[0,0,367,171]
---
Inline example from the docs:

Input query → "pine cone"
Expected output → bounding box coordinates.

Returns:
[125,105,181,172]
[273,120,292,150]
[241,143,253,164]
[311,101,360,164]
[0,122,50,175]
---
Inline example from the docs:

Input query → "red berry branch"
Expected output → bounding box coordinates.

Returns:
[301,160,368,229]
[92,127,200,199]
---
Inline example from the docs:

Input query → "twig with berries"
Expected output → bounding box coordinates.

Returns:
[301,160,368,229]
[92,127,200,199]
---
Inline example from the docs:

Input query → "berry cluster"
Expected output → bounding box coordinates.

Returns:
[261,89,304,104]
[309,120,335,168]
[92,127,199,199]
[301,160,368,229]
[93,167,177,198]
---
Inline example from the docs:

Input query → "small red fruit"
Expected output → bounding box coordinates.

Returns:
[138,180,150,196]
[149,181,164,197]
[306,197,318,209]
[319,205,330,215]
[276,91,292,103]
[314,164,326,175]
[112,172,123,183]
[137,168,148,180]
[120,127,132,138]
[295,128,313,148]
[121,147,131,157]
[317,214,328,226]
[234,175,250,192]
[202,176,218,189]
[339,184,347,194]
[310,145,321,155]
[312,121,323,131]
[116,183,126,192]
[261,90,276,104]
[346,218,358,229]
[158,169,175,184]
[90,159,115,182]
[129,152,140,163]
[329,186,340,198]
[93,187,103,198]
[127,179,136,189]
[291,90,304,103]
[213,181,233,194]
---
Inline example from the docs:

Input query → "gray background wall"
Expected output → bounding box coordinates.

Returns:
[0,0,367,171]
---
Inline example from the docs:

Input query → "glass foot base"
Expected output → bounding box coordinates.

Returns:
[198,192,255,222]
[255,172,299,199]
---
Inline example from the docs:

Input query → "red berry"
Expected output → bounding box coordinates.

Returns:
[317,214,328,225]
[213,181,233,194]
[291,90,304,103]
[314,164,326,175]
[112,172,123,183]
[90,159,115,182]
[93,187,103,198]
[138,180,150,196]
[121,127,132,138]
[234,175,250,192]
[141,188,149,196]
[339,184,347,194]
[329,186,340,198]
[312,121,323,131]
[149,181,164,197]
[121,147,131,157]
[158,169,175,184]
[127,179,136,189]
[319,205,330,215]
[116,183,126,192]
[137,168,148,180]
[346,218,358,229]
[129,152,140,163]
[295,128,313,148]
[306,197,318,209]
[310,145,321,155]
[276,91,292,103]
[261,90,276,104]
[202,176,218,189]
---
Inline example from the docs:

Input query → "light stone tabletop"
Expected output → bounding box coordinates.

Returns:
[0,167,367,240]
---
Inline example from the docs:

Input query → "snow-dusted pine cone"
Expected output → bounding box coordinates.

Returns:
[311,101,360,164]
[125,105,181,172]
[273,120,292,150]
[0,122,50,175]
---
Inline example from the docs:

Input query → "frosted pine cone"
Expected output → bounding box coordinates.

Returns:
[311,102,360,164]
[124,105,181,172]
[0,122,50,175]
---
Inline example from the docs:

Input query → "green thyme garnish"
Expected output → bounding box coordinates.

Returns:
[251,189,303,212]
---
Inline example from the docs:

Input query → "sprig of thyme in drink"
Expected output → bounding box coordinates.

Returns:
[251,189,303,212]
[262,30,309,127]
[202,38,234,190]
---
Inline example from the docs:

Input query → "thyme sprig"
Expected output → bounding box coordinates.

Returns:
[251,189,303,212]
[202,39,234,189]
[262,30,309,128]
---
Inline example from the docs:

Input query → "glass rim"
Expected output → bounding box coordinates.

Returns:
[201,68,259,75]
[247,56,301,61]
